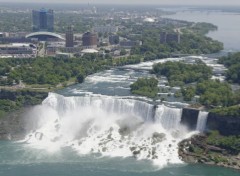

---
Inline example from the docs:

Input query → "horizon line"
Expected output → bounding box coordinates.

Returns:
[0,1,240,7]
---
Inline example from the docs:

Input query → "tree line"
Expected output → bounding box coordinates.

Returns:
[0,55,141,87]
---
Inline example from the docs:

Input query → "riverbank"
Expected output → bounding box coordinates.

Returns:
[179,134,240,170]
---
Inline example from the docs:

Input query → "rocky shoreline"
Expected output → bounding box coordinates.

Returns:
[179,134,240,170]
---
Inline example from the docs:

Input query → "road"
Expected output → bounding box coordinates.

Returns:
[37,42,46,57]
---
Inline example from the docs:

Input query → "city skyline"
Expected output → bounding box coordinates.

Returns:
[0,0,240,6]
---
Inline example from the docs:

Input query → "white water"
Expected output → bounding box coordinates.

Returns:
[22,93,195,168]
[196,111,209,132]
[154,105,182,130]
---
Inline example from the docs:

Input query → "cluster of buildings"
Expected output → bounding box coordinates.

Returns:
[0,43,37,58]
[0,7,182,59]
[0,6,147,59]
[0,8,55,58]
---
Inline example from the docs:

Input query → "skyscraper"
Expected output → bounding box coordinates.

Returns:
[65,26,74,48]
[32,8,54,32]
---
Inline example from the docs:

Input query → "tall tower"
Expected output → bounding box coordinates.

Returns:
[65,26,74,48]
[32,8,54,32]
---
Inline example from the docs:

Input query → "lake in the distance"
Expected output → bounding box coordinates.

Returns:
[162,8,240,51]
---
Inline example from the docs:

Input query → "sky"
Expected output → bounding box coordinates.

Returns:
[0,0,240,6]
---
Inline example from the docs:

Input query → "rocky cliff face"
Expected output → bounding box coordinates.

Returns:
[180,108,199,130]
[206,113,240,136]
[179,135,240,170]
[180,108,240,135]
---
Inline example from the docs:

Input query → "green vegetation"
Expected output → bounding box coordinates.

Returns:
[152,60,212,86]
[180,133,240,168]
[151,60,240,109]
[55,13,93,33]
[130,23,223,60]
[0,55,142,117]
[0,12,31,33]
[120,49,127,56]
[179,79,239,107]
[186,22,218,35]
[0,12,92,33]
[0,55,141,87]
[207,131,240,153]
[196,80,236,107]
[181,86,196,101]
[210,105,240,117]
[130,77,159,98]
[0,89,47,118]
[179,33,223,54]
[0,99,17,118]
[218,52,240,84]
[176,80,236,107]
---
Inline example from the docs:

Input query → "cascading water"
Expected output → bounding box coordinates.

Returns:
[42,93,155,122]
[23,93,192,168]
[196,111,209,132]
[154,105,182,130]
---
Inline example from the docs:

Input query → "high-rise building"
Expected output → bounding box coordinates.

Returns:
[32,8,54,32]
[160,32,180,44]
[82,32,98,49]
[65,26,74,48]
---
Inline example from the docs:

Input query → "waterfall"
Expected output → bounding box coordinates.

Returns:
[43,93,155,122]
[196,111,209,132]
[23,93,190,168]
[154,105,182,130]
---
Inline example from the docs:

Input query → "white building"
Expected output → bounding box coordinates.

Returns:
[81,48,99,54]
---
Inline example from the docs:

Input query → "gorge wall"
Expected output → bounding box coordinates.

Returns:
[206,112,240,135]
[181,108,240,135]
[180,108,199,131]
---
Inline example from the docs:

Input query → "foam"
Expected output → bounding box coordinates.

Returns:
[22,93,191,168]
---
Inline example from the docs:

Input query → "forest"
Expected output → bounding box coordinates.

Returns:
[130,77,159,98]
[0,55,141,87]
[130,22,223,60]
[218,52,240,84]
[152,60,212,86]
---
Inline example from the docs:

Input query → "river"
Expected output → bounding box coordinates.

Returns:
[161,7,240,51]
[0,141,239,176]
[0,55,238,175]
